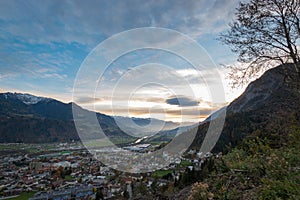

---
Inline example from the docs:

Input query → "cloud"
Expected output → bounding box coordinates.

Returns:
[176,68,200,77]
[0,0,239,86]
[0,0,239,45]
[166,95,199,107]
[75,96,107,104]
[0,0,243,122]
[94,104,214,120]
[0,35,83,78]
[176,68,226,86]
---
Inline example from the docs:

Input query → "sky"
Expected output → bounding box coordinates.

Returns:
[0,0,247,122]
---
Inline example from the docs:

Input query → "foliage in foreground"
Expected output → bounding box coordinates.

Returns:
[189,127,300,199]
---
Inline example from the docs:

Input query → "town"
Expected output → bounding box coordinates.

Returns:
[0,142,215,199]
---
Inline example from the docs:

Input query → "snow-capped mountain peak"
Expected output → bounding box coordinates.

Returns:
[5,92,51,105]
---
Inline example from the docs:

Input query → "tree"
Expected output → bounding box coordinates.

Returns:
[123,190,130,199]
[220,0,300,87]
[95,190,104,200]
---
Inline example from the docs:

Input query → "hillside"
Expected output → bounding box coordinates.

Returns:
[191,63,300,153]
[169,64,300,199]
[187,129,300,199]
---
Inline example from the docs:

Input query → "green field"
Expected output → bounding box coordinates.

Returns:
[84,138,135,148]
[0,143,59,154]
[64,175,74,181]
[178,160,192,167]
[152,169,173,178]
[6,192,35,200]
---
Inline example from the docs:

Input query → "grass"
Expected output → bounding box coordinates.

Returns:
[6,192,35,200]
[110,137,135,145]
[0,144,26,150]
[84,138,135,148]
[0,143,59,153]
[64,175,74,181]
[152,169,173,178]
[179,160,192,167]
[84,139,115,148]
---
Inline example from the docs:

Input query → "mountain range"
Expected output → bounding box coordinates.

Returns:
[0,63,299,151]
[113,116,180,137]
[0,93,184,143]
[0,93,136,143]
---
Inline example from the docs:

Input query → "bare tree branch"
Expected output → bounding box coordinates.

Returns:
[219,0,300,86]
